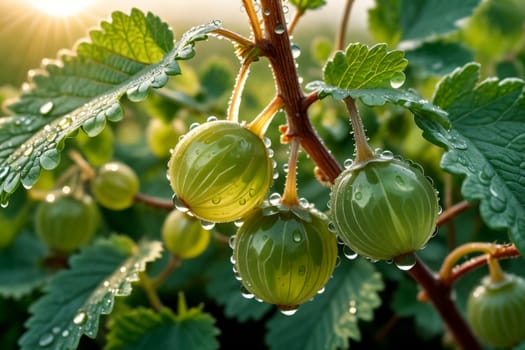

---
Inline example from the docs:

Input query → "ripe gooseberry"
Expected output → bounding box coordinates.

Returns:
[329,156,439,262]
[161,209,211,259]
[467,273,525,348]
[35,190,99,254]
[167,120,273,223]
[90,161,140,210]
[233,201,338,313]
[146,118,182,158]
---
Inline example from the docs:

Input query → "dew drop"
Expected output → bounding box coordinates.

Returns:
[478,170,492,185]
[211,196,221,205]
[292,230,302,243]
[291,43,301,58]
[201,220,215,230]
[23,144,34,157]
[249,188,256,197]
[390,72,405,89]
[263,8,270,16]
[234,219,244,228]
[336,235,345,245]
[269,193,281,205]
[240,286,254,299]
[317,286,325,294]
[274,23,286,34]
[230,255,237,265]
[52,326,61,334]
[0,166,9,180]
[207,115,218,122]
[189,122,200,130]
[239,198,247,205]
[39,101,54,115]
[73,311,87,325]
[119,266,127,273]
[349,306,357,314]
[279,307,298,316]
[39,333,54,347]
[103,280,110,288]
[298,197,309,208]
[212,19,222,26]
[61,329,69,337]
[228,235,236,249]
[354,192,362,200]
[394,253,416,271]
[173,195,189,213]
[263,137,272,148]
[343,245,358,260]
[343,159,354,169]
[380,149,394,160]
[0,200,9,208]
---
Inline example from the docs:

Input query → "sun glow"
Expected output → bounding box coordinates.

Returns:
[24,0,97,17]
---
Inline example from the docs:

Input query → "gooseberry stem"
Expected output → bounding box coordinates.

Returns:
[246,94,283,138]
[287,9,304,35]
[139,271,164,312]
[243,0,264,41]
[487,257,506,283]
[134,192,174,210]
[281,138,300,206]
[439,242,500,282]
[152,255,181,288]
[228,58,254,122]
[343,97,375,163]
[437,200,474,227]
[211,28,253,47]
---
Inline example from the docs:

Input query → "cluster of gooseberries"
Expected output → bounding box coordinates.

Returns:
[164,104,443,314]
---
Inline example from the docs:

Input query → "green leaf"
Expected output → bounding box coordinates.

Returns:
[391,279,443,338]
[369,0,480,46]
[205,252,272,322]
[0,231,49,299]
[405,41,474,76]
[0,9,221,205]
[416,63,525,253]
[323,43,408,90]
[18,235,163,350]
[289,0,326,11]
[306,81,449,128]
[265,258,384,350]
[105,303,219,350]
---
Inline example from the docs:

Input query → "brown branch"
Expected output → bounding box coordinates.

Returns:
[407,256,482,350]
[437,200,474,227]
[258,0,342,184]
[134,192,174,210]
[447,244,521,286]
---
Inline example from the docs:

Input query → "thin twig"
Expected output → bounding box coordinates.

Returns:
[287,9,304,35]
[134,192,174,210]
[437,200,475,227]
[152,254,181,289]
[336,0,355,51]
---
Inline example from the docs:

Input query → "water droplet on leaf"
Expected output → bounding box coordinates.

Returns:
[39,333,54,347]
[73,311,87,325]
[39,101,54,115]
[390,72,405,89]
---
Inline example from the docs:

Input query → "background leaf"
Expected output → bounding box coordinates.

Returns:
[416,63,525,253]
[265,258,384,350]
[289,0,326,11]
[369,0,481,46]
[0,8,221,205]
[18,235,163,350]
[105,304,219,350]
[0,231,49,299]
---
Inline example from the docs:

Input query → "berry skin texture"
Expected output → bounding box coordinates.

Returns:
[168,120,273,223]
[467,273,525,348]
[233,203,338,312]
[329,158,439,261]
[161,210,211,259]
[35,192,99,254]
[91,162,140,210]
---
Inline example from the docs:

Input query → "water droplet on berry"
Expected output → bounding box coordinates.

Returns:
[173,195,189,213]
[279,307,298,316]
[292,230,302,243]
[240,286,254,299]
[239,198,247,205]
[211,196,221,205]
[343,245,358,260]
[228,235,236,248]
[317,286,325,294]
[394,253,416,271]
[200,220,215,230]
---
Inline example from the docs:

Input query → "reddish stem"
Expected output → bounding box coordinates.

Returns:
[134,192,173,210]
[407,256,482,350]
[258,0,342,184]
